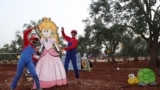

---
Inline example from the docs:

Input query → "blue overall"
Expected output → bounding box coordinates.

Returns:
[11,45,40,89]
[64,42,79,78]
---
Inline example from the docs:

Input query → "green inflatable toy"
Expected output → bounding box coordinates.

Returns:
[137,68,157,86]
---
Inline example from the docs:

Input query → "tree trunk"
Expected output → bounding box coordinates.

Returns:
[149,51,157,67]
[111,57,116,63]
[111,54,116,63]
[133,56,138,62]
[148,39,159,68]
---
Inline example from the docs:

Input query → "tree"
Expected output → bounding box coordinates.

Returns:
[114,0,160,67]
[119,36,147,62]
[83,0,160,67]
[77,29,102,56]
[82,0,129,63]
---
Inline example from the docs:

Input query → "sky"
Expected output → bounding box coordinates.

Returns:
[0,0,91,48]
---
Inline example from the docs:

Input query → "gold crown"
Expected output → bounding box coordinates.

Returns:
[43,17,51,22]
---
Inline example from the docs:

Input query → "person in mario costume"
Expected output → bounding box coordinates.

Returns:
[61,27,80,79]
[10,27,42,90]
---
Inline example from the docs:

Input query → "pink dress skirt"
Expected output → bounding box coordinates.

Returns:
[32,48,67,89]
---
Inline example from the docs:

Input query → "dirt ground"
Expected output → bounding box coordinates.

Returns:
[0,60,160,90]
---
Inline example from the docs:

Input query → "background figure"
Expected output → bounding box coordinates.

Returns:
[81,53,92,71]
[32,17,67,89]
[61,27,80,79]
[10,27,42,90]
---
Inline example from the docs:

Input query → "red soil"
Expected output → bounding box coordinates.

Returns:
[0,60,160,90]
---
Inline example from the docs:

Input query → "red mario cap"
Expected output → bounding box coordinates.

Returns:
[29,36,38,41]
[71,29,77,34]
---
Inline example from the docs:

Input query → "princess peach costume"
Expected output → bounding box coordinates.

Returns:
[33,37,67,89]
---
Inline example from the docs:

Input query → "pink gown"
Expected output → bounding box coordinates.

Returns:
[33,38,67,89]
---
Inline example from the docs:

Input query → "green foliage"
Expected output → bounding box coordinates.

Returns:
[119,36,147,57]
[80,0,160,66]
[0,31,22,60]
[80,0,129,56]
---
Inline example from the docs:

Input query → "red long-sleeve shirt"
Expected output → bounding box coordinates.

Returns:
[62,30,78,51]
[22,28,32,50]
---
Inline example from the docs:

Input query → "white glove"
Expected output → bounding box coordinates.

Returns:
[33,55,40,59]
